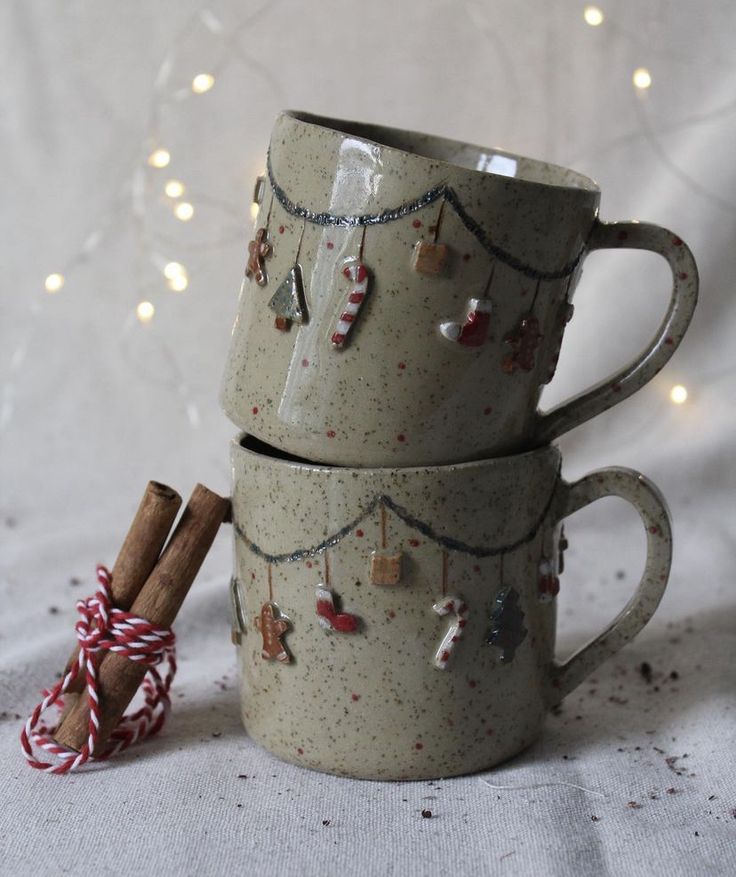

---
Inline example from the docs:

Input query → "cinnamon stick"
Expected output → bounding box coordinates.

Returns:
[60,481,182,711]
[54,484,230,754]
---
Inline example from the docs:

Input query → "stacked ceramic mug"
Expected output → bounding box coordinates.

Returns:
[221,111,697,780]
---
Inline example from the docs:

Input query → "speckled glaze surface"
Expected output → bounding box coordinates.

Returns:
[230,436,672,780]
[221,111,698,467]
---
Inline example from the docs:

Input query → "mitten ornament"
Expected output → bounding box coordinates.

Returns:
[439,298,493,347]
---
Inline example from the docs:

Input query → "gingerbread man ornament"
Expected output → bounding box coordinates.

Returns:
[502,313,543,374]
[255,601,291,663]
[245,227,272,287]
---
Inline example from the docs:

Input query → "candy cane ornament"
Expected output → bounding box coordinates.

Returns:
[331,260,370,349]
[432,595,469,670]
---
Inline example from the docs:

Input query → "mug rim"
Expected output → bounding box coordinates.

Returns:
[281,109,600,195]
[233,432,561,476]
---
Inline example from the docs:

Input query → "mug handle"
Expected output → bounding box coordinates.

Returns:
[533,220,698,446]
[546,466,672,704]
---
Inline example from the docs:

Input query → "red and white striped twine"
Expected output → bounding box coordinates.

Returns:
[20,565,177,774]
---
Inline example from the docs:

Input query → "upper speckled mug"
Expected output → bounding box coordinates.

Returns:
[221,111,698,467]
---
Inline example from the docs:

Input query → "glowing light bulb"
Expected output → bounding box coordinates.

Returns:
[583,5,604,26]
[163,261,185,280]
[167,274,189,292]
[136,301,155,323]
[164,179,185,198]
[669,384,688,405]
[148,148,171,168]
[633,67,652,90]
[250,202,259,220]
[44,273,65,293]
[191,73,215,94]
[174,202,194,221]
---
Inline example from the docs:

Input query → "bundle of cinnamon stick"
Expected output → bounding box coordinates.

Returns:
[53,481,230,755]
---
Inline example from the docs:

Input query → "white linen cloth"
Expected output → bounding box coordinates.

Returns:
[2,1,734,874]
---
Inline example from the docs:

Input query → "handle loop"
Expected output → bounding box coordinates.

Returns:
[548,467,672,704]
[535,220,698,445]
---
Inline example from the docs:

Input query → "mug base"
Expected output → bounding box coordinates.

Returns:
[240,713,543,781]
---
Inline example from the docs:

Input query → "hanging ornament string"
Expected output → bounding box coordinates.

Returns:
[432,195,447,243]
[266,151,588,281]
[234,465,561,564]
[20,565,177,774]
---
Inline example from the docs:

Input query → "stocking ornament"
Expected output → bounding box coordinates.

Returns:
[537,559,560,603]
[331,260,370,349]
[315,586,359,633]
[439,298,493,347]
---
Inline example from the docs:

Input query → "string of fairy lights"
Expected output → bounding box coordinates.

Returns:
[39,4,694,408]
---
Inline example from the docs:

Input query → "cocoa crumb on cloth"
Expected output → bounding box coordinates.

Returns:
[421,809,432,819]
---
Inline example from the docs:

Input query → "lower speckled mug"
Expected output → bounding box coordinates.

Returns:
[230,435,672,780]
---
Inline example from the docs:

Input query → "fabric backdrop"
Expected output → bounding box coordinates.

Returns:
[1,1,734,874]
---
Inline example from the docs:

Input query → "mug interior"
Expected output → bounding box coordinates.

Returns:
[286,110,599,193]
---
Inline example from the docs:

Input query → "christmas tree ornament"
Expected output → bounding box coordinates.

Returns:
[486,586,528,663]
[502,313,543,374]
[432,595,469,670]
[412,241,449,275]
[439,298,493,346]
[255,601,291,663]
[245,227,272,286]
[230,576,247,645]
[369,503,403,585]
[537,559,560,603]
[268,263,307,331]
[331,257,371,349]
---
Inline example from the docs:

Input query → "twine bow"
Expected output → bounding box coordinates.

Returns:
[20,565,177,774]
